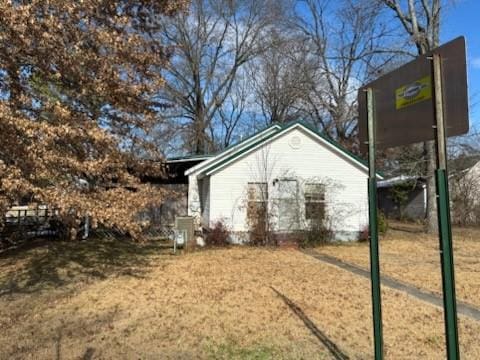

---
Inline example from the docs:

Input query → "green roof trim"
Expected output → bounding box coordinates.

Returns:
[184,123,283,176]
[201,120,377,177]
[203,129,282,175]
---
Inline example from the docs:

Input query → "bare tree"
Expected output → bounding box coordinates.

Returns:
[209,72,251,149]
[247,29,314,125]
[450,163,480,226]
[377,0,444,233]
[447,119,480,225]
[245,145,278,245]
[155,0,285,154]
[295,0,406,150]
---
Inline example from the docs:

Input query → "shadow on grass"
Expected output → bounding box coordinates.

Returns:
[270,287,350,360]
[0,236,172,297]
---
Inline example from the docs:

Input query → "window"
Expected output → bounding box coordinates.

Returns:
[247,182,267,202]
[247,182,268,222]
[305,183,326,220]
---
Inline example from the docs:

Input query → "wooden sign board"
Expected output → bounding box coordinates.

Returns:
[358,36,469,154]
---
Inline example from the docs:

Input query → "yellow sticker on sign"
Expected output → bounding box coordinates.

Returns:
[395,75,432,110]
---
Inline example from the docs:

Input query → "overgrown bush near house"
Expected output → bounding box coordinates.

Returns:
[246,202,271,246]
[300,218,332,247]
[205,220,230,247]
[243,198,273,246]
[359,226,369,242]
[245,184,276,246]
[359,212,389,241]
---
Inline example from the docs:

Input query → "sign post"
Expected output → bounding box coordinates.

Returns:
[358,37,468,360]
[432,53,460,360]
[366,87,384,360]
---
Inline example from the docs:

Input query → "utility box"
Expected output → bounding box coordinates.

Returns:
[174,216,194,247]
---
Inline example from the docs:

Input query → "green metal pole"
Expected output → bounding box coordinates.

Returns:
[432,53,460,360]
[366,87,384,360]
[435,169,459,359]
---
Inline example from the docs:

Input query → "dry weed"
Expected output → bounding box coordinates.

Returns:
[0,239,480,359]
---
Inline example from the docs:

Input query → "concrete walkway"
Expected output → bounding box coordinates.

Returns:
[303,249,480,322]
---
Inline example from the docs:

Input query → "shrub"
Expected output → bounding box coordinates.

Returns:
[359,226,369,242]
[205,220,230,247]
[300,219,332,248]
[246,201,274,246]
[378,211,389,235]
[360,211,389,241]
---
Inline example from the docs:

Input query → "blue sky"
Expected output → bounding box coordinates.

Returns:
[443,0,480,130]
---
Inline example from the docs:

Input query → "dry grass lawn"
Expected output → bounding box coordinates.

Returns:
[318,222,480,308]
[0,236,480,359]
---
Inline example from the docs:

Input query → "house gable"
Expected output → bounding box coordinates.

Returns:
[198,122,377,178]
[184,123,282,176]
[204,124,372,238]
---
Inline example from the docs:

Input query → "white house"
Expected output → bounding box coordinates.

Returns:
[179,121,376,243]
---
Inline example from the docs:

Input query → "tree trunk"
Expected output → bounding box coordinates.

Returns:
[194,99,207,154]
[194,124,206,154]
[379,0,441,234]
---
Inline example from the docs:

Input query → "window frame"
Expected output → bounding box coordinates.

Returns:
[247,182,268,202]
[304,182,326,221]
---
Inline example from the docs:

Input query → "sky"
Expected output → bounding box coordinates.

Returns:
[442,0,480,130]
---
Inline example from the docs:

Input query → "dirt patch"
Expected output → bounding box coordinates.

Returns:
[1,239,480,359]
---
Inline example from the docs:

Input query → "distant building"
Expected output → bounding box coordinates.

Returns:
[138,155,212,230]
[377,176,427,220]
[377,157,480,225]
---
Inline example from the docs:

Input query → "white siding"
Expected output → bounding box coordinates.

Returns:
[187,175,202,228]
[205,127,369,240]
[200,177,210,227]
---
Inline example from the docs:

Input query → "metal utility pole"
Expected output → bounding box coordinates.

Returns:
[366,87,384,360]
[431,53,460,360]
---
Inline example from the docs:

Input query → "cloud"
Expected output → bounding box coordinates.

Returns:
[471,57,480,69]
